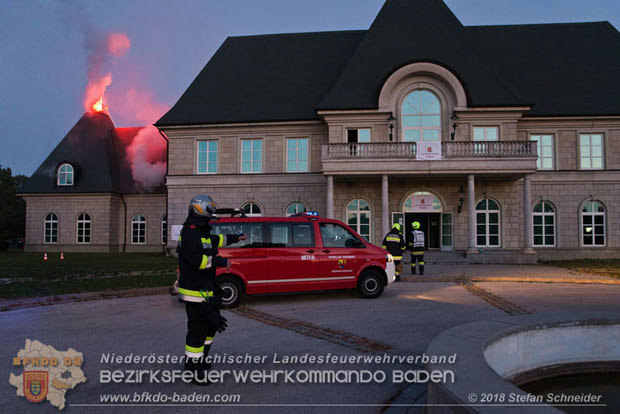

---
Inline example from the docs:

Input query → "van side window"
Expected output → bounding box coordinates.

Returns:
[267,223,315,247]
[212,222,264,248]
[320,223,364,248]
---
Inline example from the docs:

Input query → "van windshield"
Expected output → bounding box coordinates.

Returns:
[211,222,264,248]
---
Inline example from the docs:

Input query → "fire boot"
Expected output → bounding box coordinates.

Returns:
[184,358,209,386]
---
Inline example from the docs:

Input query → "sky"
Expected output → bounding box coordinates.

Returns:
[1,0,619,176]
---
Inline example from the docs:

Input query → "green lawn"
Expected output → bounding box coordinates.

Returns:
[0,251,177,300]
[0,251,176,279]
[543,259,620,279]
[0,274,176,300]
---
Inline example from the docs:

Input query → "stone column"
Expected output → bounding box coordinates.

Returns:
[467,174,477,254]
[382,175,389,237]
[326,175,334,219]
[523,175,535,253]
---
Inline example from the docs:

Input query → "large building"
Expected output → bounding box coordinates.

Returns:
[23,0,620,262]
[19,112,166,252]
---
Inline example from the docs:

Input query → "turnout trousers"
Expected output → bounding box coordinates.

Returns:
[410,250,425,275]
[185,302,216,359]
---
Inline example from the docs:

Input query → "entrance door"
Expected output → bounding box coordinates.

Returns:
[441,213,453,251]
[404,213,441,249]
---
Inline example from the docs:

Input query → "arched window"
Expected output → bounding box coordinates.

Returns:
[476,199,500,247]
[346,199,371,241]
[533,201,555,247]
[241,202,262,217]
[581,200,605,246]
[401,90,441,143]
[132,214,146,244]
[161,215,167,245]
[285,202,308,216]
[57,163,74,186]
[44,213,59,244]
[76,213,91,244]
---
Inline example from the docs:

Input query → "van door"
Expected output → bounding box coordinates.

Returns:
[212,222,269,293]
[317,222,366,289]
[263,221,320,293]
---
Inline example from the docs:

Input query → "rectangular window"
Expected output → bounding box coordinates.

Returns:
[579,134,604,170]
[530,134,555,170]
[161,216,167,245]
[320,223,364,248]
[347,128,371,143]
[212,222,264,248]
[77,222,91,244]
[44,222,58,244]
[241,139,262,173]
[197,141,218,174]
[286,138,309,172]
[473,127,499,141]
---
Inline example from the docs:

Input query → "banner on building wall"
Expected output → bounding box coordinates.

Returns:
[416,141,442,160]
[171,225,183,241]
[413,194,435,211]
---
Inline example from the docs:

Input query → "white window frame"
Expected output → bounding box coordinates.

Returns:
[473,126,499,141]
[240,138,263,174]
[530,134,555,170]
[345,199,372,242]
[346,128,371,143]
[533,201,556,247]
[197,140,218,174]
[131,214,147,245]
[285,202,309,216]
[579,133,604,170]
[286,138,309,172]
[241,202,263,217]
[475,198,501,248]
[401,89,441,143]
[57,163,74,186]
[161,215,167,245]
[76,213,91,244]
[581,200,606,247]
[44,213,59,244]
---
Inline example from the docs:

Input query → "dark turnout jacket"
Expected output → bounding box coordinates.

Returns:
[382,228,406,259]
[177,214,241,301]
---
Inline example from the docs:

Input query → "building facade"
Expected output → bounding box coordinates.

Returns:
[156,0,620,262]
[22,0,620,261]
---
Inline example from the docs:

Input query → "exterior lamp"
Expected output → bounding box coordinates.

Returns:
[457,184,465,213]
[450,112,459,141]
[388,113,396,141]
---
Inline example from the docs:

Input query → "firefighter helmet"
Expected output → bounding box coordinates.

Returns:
[392,223,401,232]
[412,221,421,230]
[188,194,217,218]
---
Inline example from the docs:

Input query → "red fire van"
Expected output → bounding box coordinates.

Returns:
[210,212,396,307]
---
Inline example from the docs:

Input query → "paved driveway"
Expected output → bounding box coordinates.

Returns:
[2,274,620,413]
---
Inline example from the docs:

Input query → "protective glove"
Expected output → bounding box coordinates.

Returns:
[201,300,228,333]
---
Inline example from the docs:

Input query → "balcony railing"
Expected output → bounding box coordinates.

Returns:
[321,141,536,160]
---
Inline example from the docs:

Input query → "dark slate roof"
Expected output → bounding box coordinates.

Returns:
[318,0,523,110]
[465,22,620,116]
[157,0,620,125]
[155,30,366,126]
[19,112,165,195]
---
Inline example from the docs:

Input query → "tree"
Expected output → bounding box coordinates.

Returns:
[0,166,27,250]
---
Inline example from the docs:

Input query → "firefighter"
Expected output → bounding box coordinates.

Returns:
[382,223,406,281]
[408,221,425,275]
[177,194,245,384]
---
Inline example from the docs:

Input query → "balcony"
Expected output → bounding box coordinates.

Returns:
[321,141,538,178]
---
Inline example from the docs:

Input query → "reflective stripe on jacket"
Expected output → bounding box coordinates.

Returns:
[382,229,406,258]
[409,230,425,250]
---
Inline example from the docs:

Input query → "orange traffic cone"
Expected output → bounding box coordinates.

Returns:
[44,252,48,262]
[60,252,64,261]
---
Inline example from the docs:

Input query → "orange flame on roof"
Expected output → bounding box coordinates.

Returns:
[84,73,111,114]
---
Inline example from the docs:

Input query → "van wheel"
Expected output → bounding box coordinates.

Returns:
[218,276,243,308]
[357,269,384,299]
